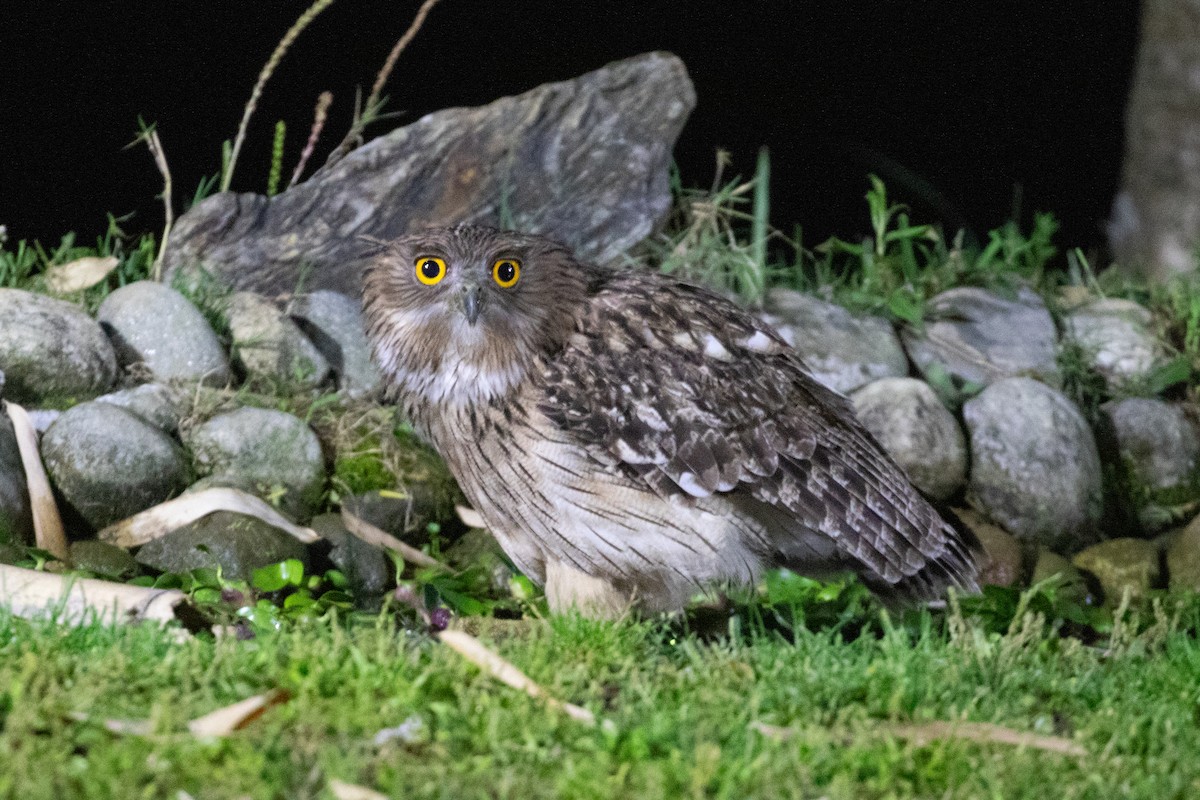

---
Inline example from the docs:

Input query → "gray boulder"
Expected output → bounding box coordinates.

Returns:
[96,281,231,387]
[1063,299,1164,390]
[764,289,908,393]
[850,377,967,500]
[227,292,331,391]
[41,402,192,530]
[963,377,1103,551]
[288,290,382,399]
[1100,398,1200,532]
[309,513,390,599]
[187,407,325,522]
[25,410,60,434]
[161,52,695,295]
[95,383,182,434]
[0,288,117,403]
[0,410,33,546]
[902,286,1060,389]
[134,510,307,581]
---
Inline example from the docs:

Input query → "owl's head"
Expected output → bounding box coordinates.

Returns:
[362,225,595,406]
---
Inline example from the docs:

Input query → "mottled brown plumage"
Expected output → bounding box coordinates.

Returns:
[363,225,979,616]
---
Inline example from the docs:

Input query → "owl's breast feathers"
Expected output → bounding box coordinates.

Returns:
[534,271,980,601]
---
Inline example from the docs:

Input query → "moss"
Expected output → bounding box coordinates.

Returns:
[333,452,396,494]
[313,403,464,523]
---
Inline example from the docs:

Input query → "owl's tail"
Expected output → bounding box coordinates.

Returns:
[865,506,983,604]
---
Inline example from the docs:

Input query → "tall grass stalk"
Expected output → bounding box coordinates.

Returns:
[128,119,173,281]
[221,0,337,193]
[288,91,333,189]
[327,0,444,167]
[749,146,770,305]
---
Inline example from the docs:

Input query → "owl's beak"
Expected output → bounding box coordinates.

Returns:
[461,285,483,326]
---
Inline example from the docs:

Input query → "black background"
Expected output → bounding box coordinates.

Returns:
[1,1,1140,258]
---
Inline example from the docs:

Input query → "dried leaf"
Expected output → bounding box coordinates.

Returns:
[99,487,320,548]
[328,780,390,800]
[455,505,486,529]
[44,256,118,294]
[340,508,443,569]
[0,563,190,627]
[3,401,68,562]
[749,721,796,740]
[187,689,290,737]
[437,628,598,726]
[67,711,155,737]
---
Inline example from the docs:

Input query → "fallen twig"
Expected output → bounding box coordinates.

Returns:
[99,487,321,548]
[437,628,598,727]
[750,719,1086,757]
[3,400,68,562]
[0,563,189,627]
[340,508,443,569]
[885,720,1087,757]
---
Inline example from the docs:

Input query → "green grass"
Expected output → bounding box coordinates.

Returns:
[2,602,1198,800]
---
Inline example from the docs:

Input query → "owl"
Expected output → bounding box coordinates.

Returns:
[362,225,980,617]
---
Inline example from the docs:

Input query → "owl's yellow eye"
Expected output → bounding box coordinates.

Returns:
[415,256,447,286]
[492,258,521,288]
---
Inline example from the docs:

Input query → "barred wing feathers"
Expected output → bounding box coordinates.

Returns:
[538,274,979,599]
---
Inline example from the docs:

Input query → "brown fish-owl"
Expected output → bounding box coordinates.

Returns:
[362,225,979,617]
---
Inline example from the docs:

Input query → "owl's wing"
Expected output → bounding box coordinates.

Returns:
[537,275,979,599]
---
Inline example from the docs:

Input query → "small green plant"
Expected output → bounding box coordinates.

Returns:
[647,150,785,304]
[810,175,940,324]
[973,212,1059,283]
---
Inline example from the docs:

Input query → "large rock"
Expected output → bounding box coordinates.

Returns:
[95,383,182,434]
[1062,299,1164,390]
[902,286,1060,389]
[0,410,33,546]
[162,52,695,295]
[963,378,1103,551]
[0,288,117,403]
[134,510,308,581]
[308,513,390,600]
[227,292,331,391]
[1100,398,1200,532]
[288,291,382,399]
[96,281,232,387]
[763,289,908,393]
[186,407,326,522]
[41,402,192,531]
[851,377,967,500]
